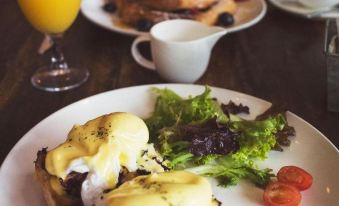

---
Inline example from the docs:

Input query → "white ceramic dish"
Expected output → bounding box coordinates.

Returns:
[269,0,339,18]
[0,84,338,205]
[81,0,267,36]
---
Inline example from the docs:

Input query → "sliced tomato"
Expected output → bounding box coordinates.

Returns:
[263,182,301,206]
[277,166,313,191]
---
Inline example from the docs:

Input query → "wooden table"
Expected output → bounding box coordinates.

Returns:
[0,2,338,163]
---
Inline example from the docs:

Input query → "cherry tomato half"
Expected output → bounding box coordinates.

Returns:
[277,166,313,191]
[263,182,301,206]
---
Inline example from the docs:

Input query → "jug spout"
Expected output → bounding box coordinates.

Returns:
[205,27,227,49]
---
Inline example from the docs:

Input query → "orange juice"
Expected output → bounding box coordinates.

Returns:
[18,0,81,34]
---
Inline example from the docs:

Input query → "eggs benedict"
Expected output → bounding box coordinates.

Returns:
[35,112,166,206]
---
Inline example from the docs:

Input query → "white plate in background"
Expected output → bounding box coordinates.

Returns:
[269,0,339,18]
[0,84,338,205]
[81,0,267,36]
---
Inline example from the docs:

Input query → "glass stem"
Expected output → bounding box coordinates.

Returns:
[50,35,68,70]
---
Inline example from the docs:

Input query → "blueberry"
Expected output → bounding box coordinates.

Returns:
[102,3,116,13]
[218,12,234,26]
[136,19,153,32]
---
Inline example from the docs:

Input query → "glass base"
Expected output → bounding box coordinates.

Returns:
[31,66,89,92]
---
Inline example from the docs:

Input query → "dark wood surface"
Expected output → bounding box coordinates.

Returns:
[0,1,338,164]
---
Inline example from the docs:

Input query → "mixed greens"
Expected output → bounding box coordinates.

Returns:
[145,87,294,188]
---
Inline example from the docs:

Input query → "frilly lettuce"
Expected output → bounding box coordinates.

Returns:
[145,87,228,141]
[145,87,290,187]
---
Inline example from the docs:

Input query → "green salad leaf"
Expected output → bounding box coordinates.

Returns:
[145,87,228,141]
[186,156,274,187]
[230,114,286,160]
[145,87,291,188]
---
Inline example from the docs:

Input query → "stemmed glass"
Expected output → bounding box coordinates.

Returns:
[18,0,89,92]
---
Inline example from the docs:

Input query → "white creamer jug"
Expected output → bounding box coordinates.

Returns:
[131,20,227,83]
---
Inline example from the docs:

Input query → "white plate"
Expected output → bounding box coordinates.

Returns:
[0,84,338,205]
[81,0,267,36]
[269,0,339,18]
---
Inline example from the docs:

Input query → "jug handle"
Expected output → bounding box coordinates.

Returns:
[131,35,156,70]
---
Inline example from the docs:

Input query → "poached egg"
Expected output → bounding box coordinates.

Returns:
[45,112,164,205]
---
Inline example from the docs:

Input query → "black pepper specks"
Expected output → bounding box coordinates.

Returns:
[96,127,109,138]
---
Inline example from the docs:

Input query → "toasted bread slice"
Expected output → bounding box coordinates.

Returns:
[34,149,83,206]
[139,0,217,11]
[115,0,236,26]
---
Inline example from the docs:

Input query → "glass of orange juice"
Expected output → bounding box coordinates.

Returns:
[18,0,89,92]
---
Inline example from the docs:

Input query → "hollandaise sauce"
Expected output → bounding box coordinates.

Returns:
[45,112,149,191]
[97,171,214,206]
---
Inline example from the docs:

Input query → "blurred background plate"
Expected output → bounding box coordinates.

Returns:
[81,0,267,36]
